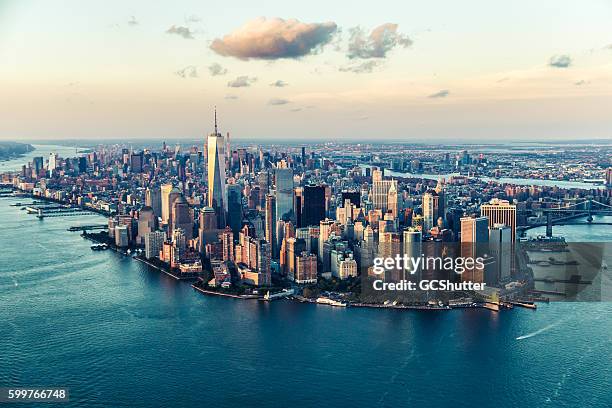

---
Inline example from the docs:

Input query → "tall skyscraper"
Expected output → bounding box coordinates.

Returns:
[275,167,294,222]
[480,199,517,242]
[301,185,326,228]
[402,227,422,276]
[171,195,193,239]
[226,183,243,237]
[161,184,180,225]
[144,231,165,259]
[207,109,226,228]
[137,206,157,245]
[372,179,398,214]
[48,153,58,172]
[265,194,276,256]
[422,191,439,232]
[145,186,162,219]
[460,216,489,242]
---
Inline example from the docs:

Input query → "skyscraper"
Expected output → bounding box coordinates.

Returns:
[161,184,180,225]
[226,183,243,237]
[301,185,326,228]
[145,186,162,219]
[171,195,193,239]
[372,179,398,214]
[275,167,294,222]
[422,191,439,232]
[265,194,276,256]
[207,109,226,228]
[137,206,157,245]
[480,199,517,242]
[460,216,489,242]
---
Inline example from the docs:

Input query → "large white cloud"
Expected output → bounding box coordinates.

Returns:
[347,23,412,59]
[211,17,337,60]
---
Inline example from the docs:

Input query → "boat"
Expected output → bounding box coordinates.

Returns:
[316,297,348,307]
[90,244,108,251]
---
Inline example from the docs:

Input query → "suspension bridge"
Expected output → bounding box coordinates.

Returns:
[518,198,612,237]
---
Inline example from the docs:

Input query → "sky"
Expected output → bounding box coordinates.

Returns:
[1,0,612,142]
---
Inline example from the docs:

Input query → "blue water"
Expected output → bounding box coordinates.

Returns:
[1,197,611,407]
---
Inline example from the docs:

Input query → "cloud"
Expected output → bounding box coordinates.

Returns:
[175,66,198,78]
[225,95,239,100]
[604,44,612,50]
[347,23,412,59]
[339,60,382,73]
[166,25,195,39]
[574,80,589,86]
[227,76,257,87]
[549,54,571,68]
[208,63,228,76]
[270,80,288,87]
[210,17,337,60]
[185,15,201,24]
[290,108,302,112]
[428,89,449,98]
[127,16,139,26]
[268,98,290,105]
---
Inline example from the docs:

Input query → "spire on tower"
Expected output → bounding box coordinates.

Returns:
[214,106,218,135]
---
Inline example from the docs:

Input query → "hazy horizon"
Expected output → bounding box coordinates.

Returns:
[1,0,612,141]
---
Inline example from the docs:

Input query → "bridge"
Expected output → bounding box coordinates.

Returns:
[518,198,612,237]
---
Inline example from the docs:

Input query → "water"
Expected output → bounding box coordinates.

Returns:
[1,198,611,407]
[361,166,604,190]
[0,144,83,173]
[527,215,612,241]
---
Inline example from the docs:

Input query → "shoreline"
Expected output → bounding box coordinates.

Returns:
[5,192,528,314]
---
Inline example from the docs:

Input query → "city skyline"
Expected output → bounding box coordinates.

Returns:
[2,0,612,141]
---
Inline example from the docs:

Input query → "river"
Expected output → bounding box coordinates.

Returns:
[1,200,611,407]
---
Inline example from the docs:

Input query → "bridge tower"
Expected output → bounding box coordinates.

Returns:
[586,199,593,222]
[546,212,553,237]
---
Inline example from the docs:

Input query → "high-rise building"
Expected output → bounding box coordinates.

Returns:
[226,183,243,237]
[145,186,162,219]
[318,219,334,262]
[161,184,180,225]
[422,191,439,232]
[265,194,276,256]
[48,153,58,172]
[295,252,318,284]
[275,167,294,222]
[137,206,157,245]
[115,225,130,248]
[605,167,612,187]
[301,185,326,227]
[480,199,517,242]
[372,179,398,214]
[341,191,360,207]
[489,224,512,284]
[460,216,489,242]
[402,228,422,276]
[207,109,226,228]
[171,195,193,238]
[130,152,143,173]
[144,231,165,259]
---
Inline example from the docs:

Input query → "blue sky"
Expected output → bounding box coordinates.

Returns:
[1,0,612,141]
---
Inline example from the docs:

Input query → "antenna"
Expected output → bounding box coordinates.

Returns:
[214,106,218,135]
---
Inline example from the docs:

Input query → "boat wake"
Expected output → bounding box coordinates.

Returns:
[516,322,560,340]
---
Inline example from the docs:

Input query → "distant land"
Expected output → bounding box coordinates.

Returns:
[0,142,34,161]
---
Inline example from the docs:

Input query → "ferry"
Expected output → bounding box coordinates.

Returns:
[262,288,295,301]
[316,297,348,307]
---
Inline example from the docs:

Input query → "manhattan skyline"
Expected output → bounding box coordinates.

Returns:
[1,0,612,141]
